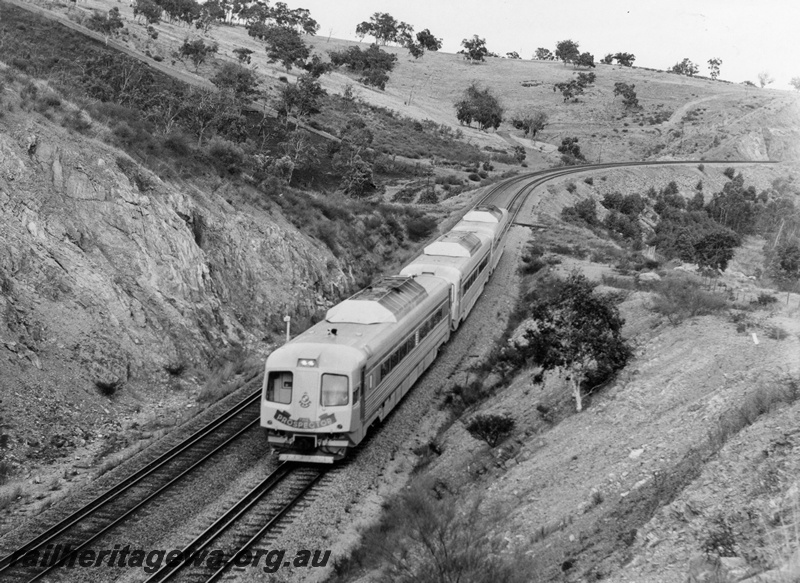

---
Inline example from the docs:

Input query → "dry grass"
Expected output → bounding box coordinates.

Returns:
[0,484,22,511]
[197,353,263,403]
[708,376,800,453]
[649,274,729,324]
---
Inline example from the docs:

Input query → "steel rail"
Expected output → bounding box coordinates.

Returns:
[142,463,324,583]
[0,386,262,579]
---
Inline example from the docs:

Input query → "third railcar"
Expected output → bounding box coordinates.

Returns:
[261,205,509,462]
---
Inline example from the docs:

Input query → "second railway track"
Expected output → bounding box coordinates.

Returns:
[0,386,263,583]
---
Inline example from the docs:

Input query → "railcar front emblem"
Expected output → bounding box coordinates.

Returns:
[299,393,311,408]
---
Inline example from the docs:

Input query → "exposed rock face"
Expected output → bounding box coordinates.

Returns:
[0,115,343,449]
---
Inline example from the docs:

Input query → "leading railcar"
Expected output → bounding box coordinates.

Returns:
[261,205,509,463]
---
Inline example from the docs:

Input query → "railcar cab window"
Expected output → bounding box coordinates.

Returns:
[321,374,349,406]
[266,371,293,404]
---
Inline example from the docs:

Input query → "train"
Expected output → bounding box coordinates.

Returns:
[261,205,510,463]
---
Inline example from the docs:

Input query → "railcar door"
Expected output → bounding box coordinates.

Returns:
[359,367,366,424]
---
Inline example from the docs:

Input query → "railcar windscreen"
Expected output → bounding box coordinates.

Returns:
[266,371,293,404]
[321,374,349,406]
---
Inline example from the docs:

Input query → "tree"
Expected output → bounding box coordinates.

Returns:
[416,29,442,51]
[330,118,376,196]
[758,71,774,88]
[613,52,636,66]
[329,44,398,90]
[575,52,595,68]
[506,51,520,59]
[233,47,253,64]
[670,58,699,76]
[133,0,162,25]
[158,0,200,26]
[534,47,554,60]
[510,107,547,138]
[269,2,319,35]
[179,38,218,72]
[523,272,631,412]
[258,25,310,71]
[554,72,595,103]
[707,57,722,80]
[195,0,225,32]
[303,53,333,78]
[558,136,585,163]
[454,82,503,131]
[613,82,639,109]
[466,414,515,447]
[211,62,260,104]
[355,12,406,45]
[87,7,124,43]
[791,77,800,92]
[771,239,800,282]
[555,39,580,66]
[180,88,238,146]
[460,35,489,63]
[274,73,326,122]
[693,230,739,270]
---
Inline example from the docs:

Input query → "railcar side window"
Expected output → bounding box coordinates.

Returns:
[321,374,349,406]
[266,371,293,404]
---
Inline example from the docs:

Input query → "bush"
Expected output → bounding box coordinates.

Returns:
[562,198,599,226]
[466,413,515,447]
[206,138,245,176]
[650,276,728,324]
[406,215,438,241]
[754,293,778,306]
[520,242,546,274]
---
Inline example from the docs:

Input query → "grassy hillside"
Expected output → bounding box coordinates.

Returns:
[8,0,800,176]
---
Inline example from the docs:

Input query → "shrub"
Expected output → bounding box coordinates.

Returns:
[417,189,438,204]
[198,352,262,402]
[465,413,515,447]
[467,173,481,182]
[562,198,599,226]
[565,181,577,194]
[766,326,788,340]
[700,515,738,557]
[754,293,778,306]
[406,215,437,241]
[95,378,122,396]
[584,177,594,185]
[520,243,546,274]
[650,276,728,324]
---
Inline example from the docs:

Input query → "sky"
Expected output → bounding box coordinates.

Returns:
[294,0,800,91]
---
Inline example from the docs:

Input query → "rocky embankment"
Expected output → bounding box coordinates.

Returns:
[0,109,343,478]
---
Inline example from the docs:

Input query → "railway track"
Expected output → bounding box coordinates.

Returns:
[0,387,263,583]
[142,462,324,583]
[480,159,778,227]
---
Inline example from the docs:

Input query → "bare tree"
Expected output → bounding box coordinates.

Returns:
[758,71,774,88]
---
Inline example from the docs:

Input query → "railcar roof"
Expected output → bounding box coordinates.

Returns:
[463,205,505,223]
[326,276,427,324]
[424,231,482,257]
